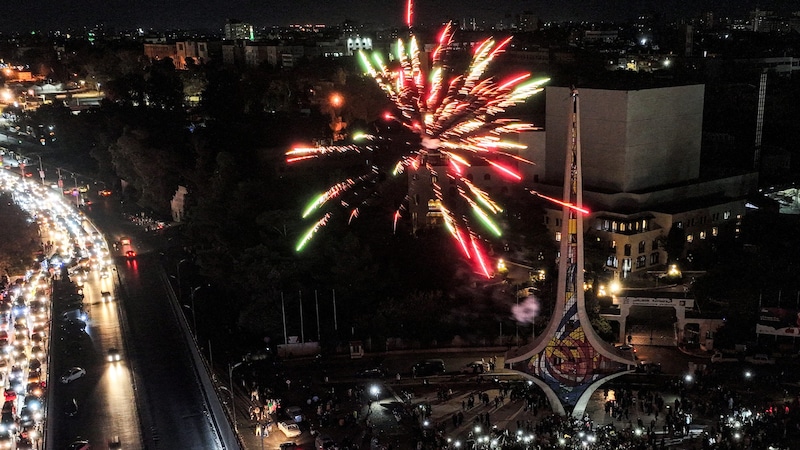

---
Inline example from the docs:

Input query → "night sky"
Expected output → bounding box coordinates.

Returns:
[2,0,800,32]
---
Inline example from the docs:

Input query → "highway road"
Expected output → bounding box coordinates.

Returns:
[84,195,227,449]
[0,172,229,449]
[49,269,141,449]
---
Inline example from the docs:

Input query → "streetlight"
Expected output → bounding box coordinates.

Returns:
[189,284,210,336]
[176,258,189,301]
[228,360,246,433]
[36,154,44,185]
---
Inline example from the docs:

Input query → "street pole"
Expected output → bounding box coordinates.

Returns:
[37,155,44,185]
[190,285,203,336]
[281,292,287,344]
[72,173,79,207]
[228,361,244,433]
[299,290,304,343]
[315,290,320,342]
[176,258,189,302]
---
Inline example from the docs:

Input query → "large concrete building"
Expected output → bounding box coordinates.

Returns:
[537,86,758,279]
[408,83,758,280]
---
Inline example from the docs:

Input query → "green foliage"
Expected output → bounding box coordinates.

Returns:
[0,195,40,276]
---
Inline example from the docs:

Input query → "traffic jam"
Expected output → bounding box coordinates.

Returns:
[0,168,115,449]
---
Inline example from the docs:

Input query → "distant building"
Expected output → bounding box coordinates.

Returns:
[224,19,254,41]
[144,41,210,69]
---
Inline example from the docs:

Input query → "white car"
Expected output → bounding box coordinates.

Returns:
[710,352,739,363]
[745,354,775,365]
[278,421,302,438]
[60,367,86,384]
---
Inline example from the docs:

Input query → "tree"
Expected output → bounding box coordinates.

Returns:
[0,195,40,276]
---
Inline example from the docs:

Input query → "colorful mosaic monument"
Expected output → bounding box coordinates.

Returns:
[506,90,636,417]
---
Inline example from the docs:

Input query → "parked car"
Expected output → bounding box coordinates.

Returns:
[284,406,305,423]
[745,354,775,365]
[356,367,387,378]
[278,421,302,438]
[461,361,490,374]
[710,352,740,363]
[413,359,446,376]
[315,434,336,449]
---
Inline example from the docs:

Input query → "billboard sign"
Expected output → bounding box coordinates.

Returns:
[756,307,800,336]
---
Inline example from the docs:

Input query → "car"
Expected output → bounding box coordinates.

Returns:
[125,250,136,260]
[745,354,775,365]
[356,367,387,378]
[635,361,662,374]
[30,346,44,360]
[27,359,41,373]
[284,406,305,423]
[66,439,90,450]
[60,367,86,384]
[64,398,78,416]
[710,352,740,363]
[0,412,15,433]
[461,361,491,374]
[26,383,44,398]
[279,443,298,450]
[19,406,41,427]
[315,434,336,450]
[413,359,446,376]
[15,437,33,450]
[101,291,113,302]
[277,421,302,438]
[98,189,113,197]
[0,431,13,450]
[107,348,121,362]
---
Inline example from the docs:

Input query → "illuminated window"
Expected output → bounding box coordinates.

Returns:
[620,223,626,232]
[555,231,562,242]
[699,231,706,240]
[686,234,693,243]
[431,175,438,185]
[712,227,718,236]
[636,255,646,268]
[723,211,731,220]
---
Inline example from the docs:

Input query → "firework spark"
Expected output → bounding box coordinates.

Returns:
[288,0,549,277]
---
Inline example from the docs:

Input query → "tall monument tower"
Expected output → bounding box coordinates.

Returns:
[506,90,636,417]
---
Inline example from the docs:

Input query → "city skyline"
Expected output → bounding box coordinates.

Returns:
[3,0,800,32]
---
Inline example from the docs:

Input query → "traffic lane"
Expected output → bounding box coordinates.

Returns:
[83,271,141,449]
[49,272,142,449]
[118,252,221,449]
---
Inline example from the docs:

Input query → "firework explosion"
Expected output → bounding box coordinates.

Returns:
[288,1,549,277]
